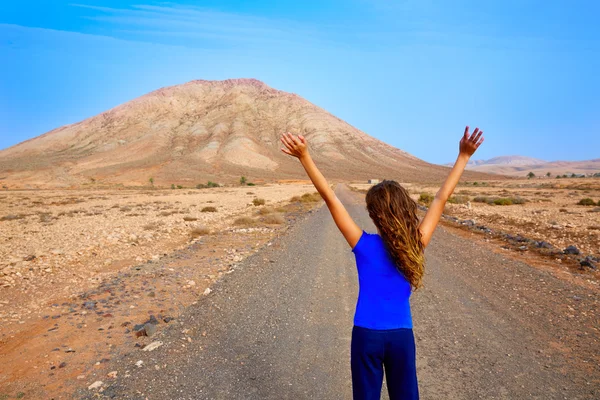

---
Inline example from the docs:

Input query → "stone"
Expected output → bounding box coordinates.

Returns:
[143,341,163,351]
[203,288,212,295]
[135,360,144,368]
[88,381,103,390]
[143,322,157,337]
[563,245,580,255]
[107,371,118,378]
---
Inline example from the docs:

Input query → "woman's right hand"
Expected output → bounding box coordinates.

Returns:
[459,126,484,158]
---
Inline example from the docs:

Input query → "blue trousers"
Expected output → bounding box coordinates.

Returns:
[351,326,419,400]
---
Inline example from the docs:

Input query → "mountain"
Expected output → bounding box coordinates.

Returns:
[0,78,493,188]
[463,156,600,177]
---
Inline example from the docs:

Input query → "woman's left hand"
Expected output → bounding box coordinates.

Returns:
[280,132,308,159]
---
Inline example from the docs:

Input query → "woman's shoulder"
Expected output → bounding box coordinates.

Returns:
[352,230,382,253]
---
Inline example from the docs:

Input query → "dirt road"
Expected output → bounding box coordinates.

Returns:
[82,185,599,399]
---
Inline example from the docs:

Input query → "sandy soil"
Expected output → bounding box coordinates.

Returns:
[352,178,600,260]
[0,183,321,398]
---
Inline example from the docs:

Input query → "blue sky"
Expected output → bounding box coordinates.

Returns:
[1,1,598,164]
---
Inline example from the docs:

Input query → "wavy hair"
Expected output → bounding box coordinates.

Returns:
[365,180,425,290]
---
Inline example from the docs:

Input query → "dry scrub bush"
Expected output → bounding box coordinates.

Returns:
[261,213,285,224]
[256,207,274,215]
[247,192,255,195]
[183,216,198,221]
[418,193,434,206]
[300,192,321,202]
[201,206,217,212]
[191,225,210,238]
[448,195,469,204]
[578,198,597,206]
[1,214,26,221]
[234,216,255,226]
[253,198,266,206]
[143,221,163,231]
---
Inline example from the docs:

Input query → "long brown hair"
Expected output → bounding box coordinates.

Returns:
[365,180,424,290]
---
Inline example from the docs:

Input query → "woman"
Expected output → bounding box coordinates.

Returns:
[280,126,484,400]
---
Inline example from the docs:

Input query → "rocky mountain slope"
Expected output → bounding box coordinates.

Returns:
[0,78,491,188]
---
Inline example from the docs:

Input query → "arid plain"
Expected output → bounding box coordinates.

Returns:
[0,183,324,397]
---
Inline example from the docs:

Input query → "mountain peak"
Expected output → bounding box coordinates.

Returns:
[0,79,491,188]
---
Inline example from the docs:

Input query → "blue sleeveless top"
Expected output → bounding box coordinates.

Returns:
[352,230,413,329]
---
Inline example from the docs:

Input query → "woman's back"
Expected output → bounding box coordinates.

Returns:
[352,230,413,330]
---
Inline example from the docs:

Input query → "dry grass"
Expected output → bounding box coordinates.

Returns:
[233,216,256,226]
[256,207,274,215]
[261,213,285,224]
[143,221,163,231]
[418,193,434,206]
[291,192,322,203]
[2,214,27,221]
[190,225,210,238]
[252,198,266,206]
[201,206,217,212]
[448,195,469,204]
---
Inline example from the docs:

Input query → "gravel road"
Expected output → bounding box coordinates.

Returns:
[83,185,599,400]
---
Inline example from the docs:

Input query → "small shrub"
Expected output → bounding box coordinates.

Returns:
[201,206,217,212]
[559,208,568,213]
[300,192,321,202]
[207,181,220,188]
[493,198,513,206]
[39,213,54,223]
[234,216,255,226]
[261,213,285,224]
[578,198,596,206]
[120,206,132,212]
[473,196,492,204]
[196,183,206,189]
[1,214,26,221]
[247,182,256,186]
[191,225,210,238]
[253,198,266,206]
[247,192,255,195]
[510,197,528,205]
[143,221,163,230]
[171,184,175,189]
[418,193,434,206]
[256,207,274,215]
[177,185,183,189]
[183,216,198,221]
[448,195,469,204]
[240,176,247,185]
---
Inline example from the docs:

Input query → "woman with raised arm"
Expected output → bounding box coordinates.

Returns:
[280,127,484,400]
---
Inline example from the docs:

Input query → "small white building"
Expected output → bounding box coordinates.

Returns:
[368,179,380,184]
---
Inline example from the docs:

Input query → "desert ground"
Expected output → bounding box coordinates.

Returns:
[353,178,600,268]
[1,179,599,399]
[0,183,323,398]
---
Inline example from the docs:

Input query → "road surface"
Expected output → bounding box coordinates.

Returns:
[83,185,599,399]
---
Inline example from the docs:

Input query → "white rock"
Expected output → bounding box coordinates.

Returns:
[88,381,103,390]
[135,360,144,367]
[203,288,212,295]
[107,371,118,378]
[143,341,163,351]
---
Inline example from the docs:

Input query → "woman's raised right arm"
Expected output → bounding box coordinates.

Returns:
[418,126,484,247]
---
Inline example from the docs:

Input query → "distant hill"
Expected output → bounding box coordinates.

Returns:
[0,78,494,188]
[467,155,546,167]
[459,156,600,177]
